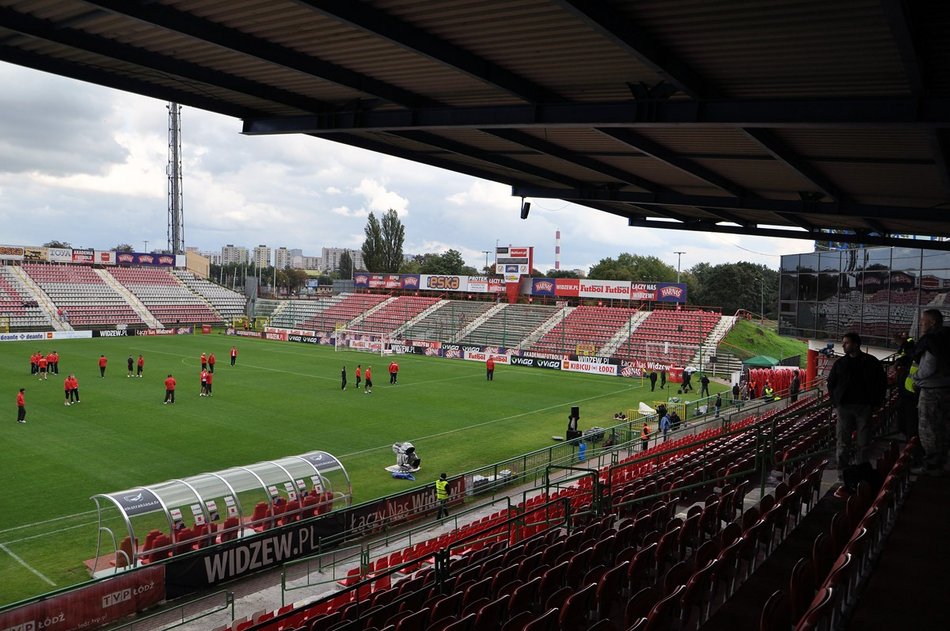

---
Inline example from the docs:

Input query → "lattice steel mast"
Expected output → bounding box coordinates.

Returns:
[167,102,184,254]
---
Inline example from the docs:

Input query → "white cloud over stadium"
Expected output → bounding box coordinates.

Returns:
[0,62,807,273]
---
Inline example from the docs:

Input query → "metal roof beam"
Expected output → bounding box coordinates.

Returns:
[599,128,748,198]
[392,130,588,188]
[0,45,253,119]
[930,130,950,195]
[742,128,847,202]
[0,7,331,115]
[697,207,754,228]
[293,0,562,104]
[623,217,950,249]
[314,132,523,187]
[483,128,667,194]
[82,0,436,108]
[243,97,950,134]
[552,0,707,98]
[509,184,943,223]
[881,0,925,95]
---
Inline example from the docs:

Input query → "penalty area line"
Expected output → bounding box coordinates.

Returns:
[0,543,56,586]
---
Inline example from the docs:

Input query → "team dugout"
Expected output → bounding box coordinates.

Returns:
[89,451,350,574]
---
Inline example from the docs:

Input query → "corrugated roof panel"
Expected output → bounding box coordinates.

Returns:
[825,163,947,206]
[634,128,770,155]
[775,129,934,161]
[624,0,909,98]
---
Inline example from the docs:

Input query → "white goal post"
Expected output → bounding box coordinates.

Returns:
[334,329,394,356]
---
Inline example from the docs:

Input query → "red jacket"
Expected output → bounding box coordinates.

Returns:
[98,356,108,368]
[17,392,25,407]
[164,377,176,390]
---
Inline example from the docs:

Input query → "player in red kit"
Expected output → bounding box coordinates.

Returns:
[137,355,144,377]
[364,366,373,394]
[208,352,216,373]
[230,346,238,366]
[163,374,176,404]
[486,357,495,381]
[98,354,108,377]
[16,388,26,423]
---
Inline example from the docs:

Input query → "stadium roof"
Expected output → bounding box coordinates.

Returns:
[2,0,949,248]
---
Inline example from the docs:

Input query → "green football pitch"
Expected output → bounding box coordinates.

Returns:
[0,334,681,605]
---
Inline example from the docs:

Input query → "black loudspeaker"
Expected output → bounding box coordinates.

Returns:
[520,201,531,219]
[571,406,580,419]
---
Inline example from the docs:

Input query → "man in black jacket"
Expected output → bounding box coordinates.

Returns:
[827,332,887,475]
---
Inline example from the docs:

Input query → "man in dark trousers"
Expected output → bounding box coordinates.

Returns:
[911,309,950,476]
[98,354,107,377]
[16,388,26,423]
[827,332,887,481]
[163,374,176,404]
[700,374,710,397]
[355,365,362,390]
[790,373,801,402]
[341,366,347,391]
[127,355,134,377]
[435,473,449,519]
[230,346,238,366]
[660,370,666,389]
[486,356,495,381]
[649,371,657,391]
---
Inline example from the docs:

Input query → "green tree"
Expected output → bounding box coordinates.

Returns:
[588,253,677,281]
[689,262,778,317]
[113,243,133,252]
[338,251,353,279]
[545,269,582,278]
[361,213,384,271]
[43,240,71,248]
[420,249,467,274]
[380,209,406,272]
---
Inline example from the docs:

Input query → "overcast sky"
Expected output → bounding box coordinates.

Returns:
[0,62,811,273]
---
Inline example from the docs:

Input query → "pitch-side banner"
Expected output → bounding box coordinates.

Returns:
[562,358,619,376]
[419,274,468,292]
[0,567,164,631]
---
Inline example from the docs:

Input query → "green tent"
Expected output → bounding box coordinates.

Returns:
[742,355,780,367]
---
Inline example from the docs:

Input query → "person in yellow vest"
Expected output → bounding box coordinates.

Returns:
[640,422,650,452]
[435,473,450,519]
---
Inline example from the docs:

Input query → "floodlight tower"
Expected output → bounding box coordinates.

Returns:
[167,102,184,255]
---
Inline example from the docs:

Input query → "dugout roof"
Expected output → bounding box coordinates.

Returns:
[2,1,950,247]
[91,450,349,567]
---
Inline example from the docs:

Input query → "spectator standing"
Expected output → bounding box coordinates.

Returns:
[98,354,107,377]
[700,374,710,397]
[137,355,144,377]
[163,374,176,404]
[355,365,362,390]
[715,393,722,417]
[790,373,801,402]
[435,473,450,519]
[229,346,238,366]
[486,357,495,381]
[911,309,950,476]
[827,332,887,477]
[640,422,650,451]
[364,366,373,394]
[16,388,26,423]
[127,355,134,377]
[341,366,347,391]
[208,353,216,373]
[732,382,740,403]
[660,414,671,441]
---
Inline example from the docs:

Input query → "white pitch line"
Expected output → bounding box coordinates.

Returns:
[0,509,98,535]
[0,544,56,586]
[2,520,97,545]
[340,385,638,459]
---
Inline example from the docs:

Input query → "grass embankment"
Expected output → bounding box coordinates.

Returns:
[720,319,808,367]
